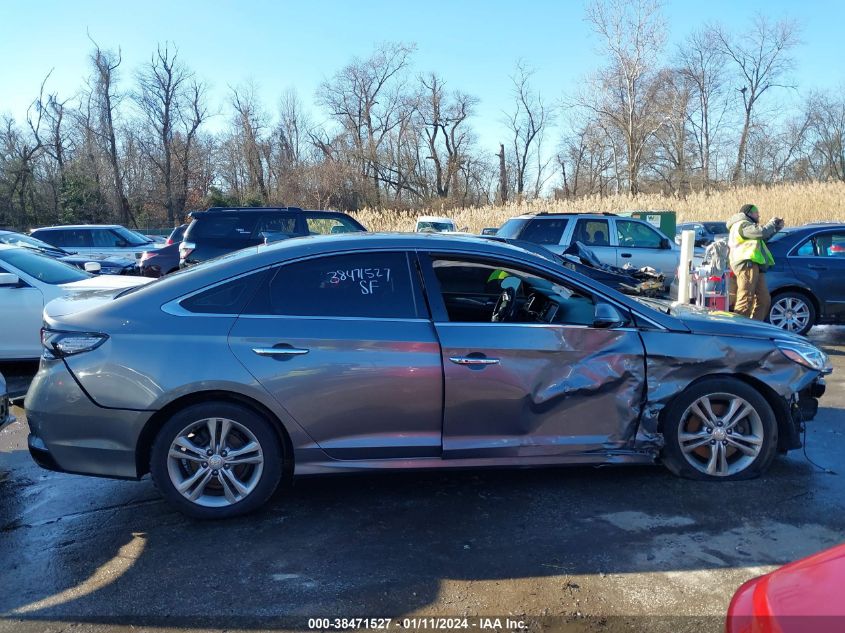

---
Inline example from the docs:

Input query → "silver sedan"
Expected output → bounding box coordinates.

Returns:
[25,234,829,518]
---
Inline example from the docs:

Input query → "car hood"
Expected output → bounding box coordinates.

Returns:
[46,276,153,318]
[59,253,136,267]
[648,299,808,343]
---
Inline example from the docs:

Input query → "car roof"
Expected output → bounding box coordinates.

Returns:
[417,216,455,222]
[32,224,124,230]
[510,212,619,219]
[195,206,306,215]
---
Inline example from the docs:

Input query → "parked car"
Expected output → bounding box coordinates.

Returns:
[0,372,14,434]
[0,230,139,275]
[165,223,188,245]
[675,221,728,246]
[139,224,187,278]
[415,216,458,233]
[144,234,168,246]
[760,223,845,335]
[726,542,845,632]
[26,233,828,518]
[30,224,157,260]
[480,227,499,236]
[496,212,679,285]
[179,207,366,267]
[0,245,151,360]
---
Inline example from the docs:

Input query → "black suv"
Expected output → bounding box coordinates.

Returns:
[179,207,366,267]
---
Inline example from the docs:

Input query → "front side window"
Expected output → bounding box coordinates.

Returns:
[245,252,417,318]
[91,229,121,248]
[572,219,610,247]
[616,220,663,248]
[0,248,89,285]
[496,219,528,239]
[113,227,152,246]
[519,218,569,245]
[431,258,598,326]
[255,214,298,237]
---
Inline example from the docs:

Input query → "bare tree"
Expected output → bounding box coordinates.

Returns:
[710,15,800,183]
[89,41,133,226]
[504,62,551,199]
[580,0,667,194]
[677,28,728,192]
[231,84,269,203]
[804,89,845,181]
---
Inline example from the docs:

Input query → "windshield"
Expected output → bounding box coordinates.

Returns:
[0,232,66,253]
[702,222,728,234]
[0,248,90,284]
[417,221,455,232]
[114,226,153,246]
[496,219,528,239]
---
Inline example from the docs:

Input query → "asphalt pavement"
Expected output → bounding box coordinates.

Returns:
[2,329,845,633]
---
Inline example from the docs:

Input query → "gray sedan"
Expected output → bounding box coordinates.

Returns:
[25,234,829,518]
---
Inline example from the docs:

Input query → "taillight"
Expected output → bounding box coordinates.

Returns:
[165,238,174,245]
[179,241,196,260]
[41,328,108,359]
[140,251,155,262]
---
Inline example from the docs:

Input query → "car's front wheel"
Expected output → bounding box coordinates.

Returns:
[150,401,283,518]
[661,378,778,481]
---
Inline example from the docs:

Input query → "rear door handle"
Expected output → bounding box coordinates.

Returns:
[252,347,310,357]
[449,356,500,366]
[808,264,827,270]
[620,253,632,258]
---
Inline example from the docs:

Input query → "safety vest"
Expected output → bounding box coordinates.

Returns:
[729,221,775,269]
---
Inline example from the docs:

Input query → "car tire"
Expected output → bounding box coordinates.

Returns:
[150,401,283,519]
[661,378,778,481]
[768,291,816,336]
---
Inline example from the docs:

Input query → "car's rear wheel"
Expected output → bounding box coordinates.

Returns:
[150,401,283,518]
[661,378,778,481]
[768,291,815,335]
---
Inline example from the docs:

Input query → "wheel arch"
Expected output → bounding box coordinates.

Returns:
[657,372,794,452]
[135,390,294,478]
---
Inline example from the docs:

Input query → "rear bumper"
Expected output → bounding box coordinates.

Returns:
[25,358,153,479]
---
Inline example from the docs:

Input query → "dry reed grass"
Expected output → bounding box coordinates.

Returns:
[349,181,845,233]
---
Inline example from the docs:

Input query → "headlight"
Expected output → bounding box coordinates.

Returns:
[41,328,108,359]
[776,340,830,372]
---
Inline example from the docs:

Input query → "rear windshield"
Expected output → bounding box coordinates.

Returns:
[0,248,90,284]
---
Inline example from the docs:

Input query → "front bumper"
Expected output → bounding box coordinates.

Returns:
[25,358,153,479]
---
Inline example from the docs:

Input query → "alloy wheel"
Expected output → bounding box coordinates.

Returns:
[770,296,811,332]
[167,417,264,507]
[677,393,764,477]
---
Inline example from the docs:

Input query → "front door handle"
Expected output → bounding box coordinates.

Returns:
[252,347,310,357]
[808,264,827,270]
[449,356,500,366]
[620,252,633,258]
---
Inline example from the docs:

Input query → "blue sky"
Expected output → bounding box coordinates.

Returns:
[1,0,843,152]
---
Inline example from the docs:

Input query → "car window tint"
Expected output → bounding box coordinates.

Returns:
[572,219,610,247]
[0,248,89,284]
[794,239,815,256]
[32,230,64,247]
[305,216,361,235]
[431,258,597,326]
[180,271,267,314]
[519,218,569,244]
[91,229,120,248]
[56,230,92,248]
[616,220,663,248]
[247,252,417,318]
[190,215,260,241]
[812,232,845,257]
[255,214,297,237]
[496,219,528,239]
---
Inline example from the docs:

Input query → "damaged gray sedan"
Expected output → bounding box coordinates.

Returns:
[25,234,830,518]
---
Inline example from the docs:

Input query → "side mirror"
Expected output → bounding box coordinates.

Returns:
[593,303,625,329]
[0,273,20,287]
[660,237,672,250]
[84,261,102,274]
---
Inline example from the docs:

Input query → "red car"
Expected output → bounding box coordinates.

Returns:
[726,543,845,633]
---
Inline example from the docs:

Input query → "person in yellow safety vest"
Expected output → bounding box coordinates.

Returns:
[727,204,784,321]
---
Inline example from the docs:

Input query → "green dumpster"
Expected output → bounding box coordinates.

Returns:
[618,210,676,239]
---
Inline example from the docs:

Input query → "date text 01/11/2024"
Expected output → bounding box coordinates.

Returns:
[306,617,528,630]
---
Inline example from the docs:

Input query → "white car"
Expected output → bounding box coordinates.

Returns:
[29,224,156,260]
[0,245,152,360]
[415,216,459,233]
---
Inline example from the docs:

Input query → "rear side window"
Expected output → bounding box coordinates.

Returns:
[519,218,569,244]
[305,215,362,235]
[246,252,417,318]
[572,219,610,247]
[180,270,267,314]
[797,232,845,257]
